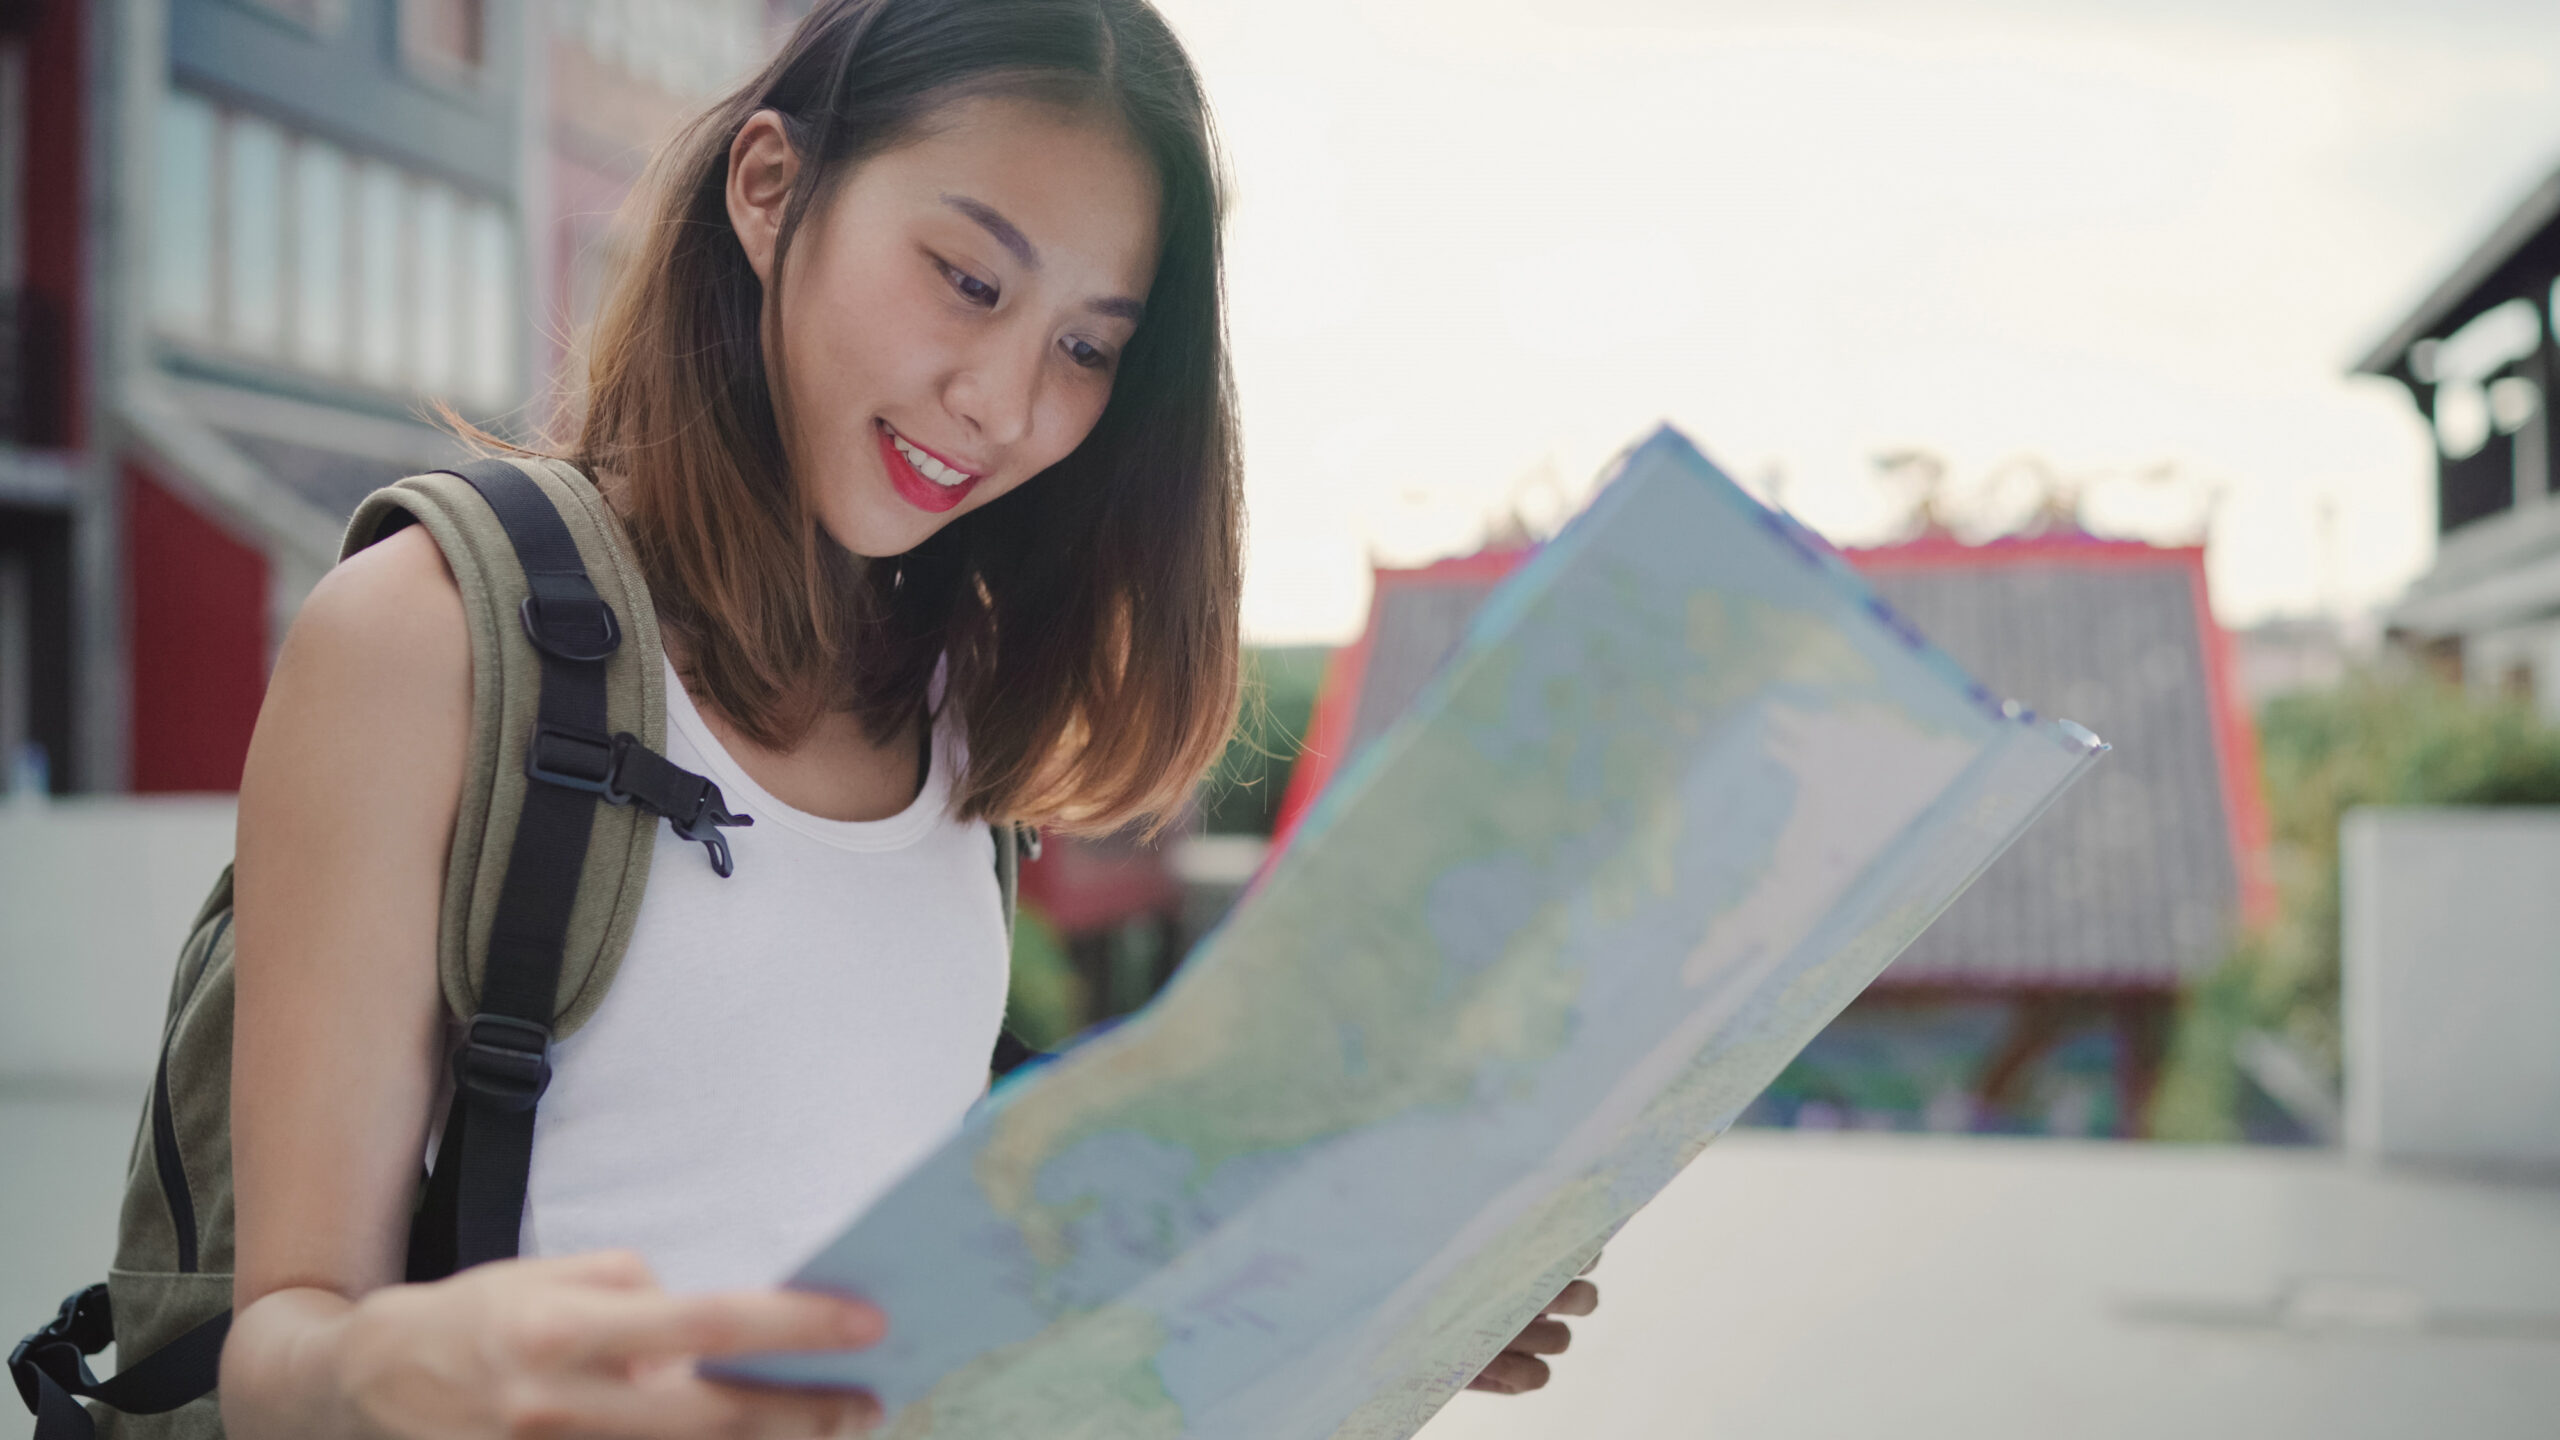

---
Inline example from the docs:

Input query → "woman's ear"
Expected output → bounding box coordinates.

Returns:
[727,111,801,286]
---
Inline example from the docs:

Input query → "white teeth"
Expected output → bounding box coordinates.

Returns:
[888,429,973,488]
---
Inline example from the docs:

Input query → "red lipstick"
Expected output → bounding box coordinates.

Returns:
[876,421,982,514]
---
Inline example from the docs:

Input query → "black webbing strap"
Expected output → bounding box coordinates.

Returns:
[596,737,753,878]
[394,461,1042,1279]
[11,1286,229,1440]
[990,823,1048,1078]
[414,459,622,1277]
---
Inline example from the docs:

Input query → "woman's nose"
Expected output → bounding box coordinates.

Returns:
[945,333,1041,450]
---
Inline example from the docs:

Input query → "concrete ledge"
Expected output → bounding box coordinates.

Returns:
[2343,806,2560,1174]
[0,796,239,1084]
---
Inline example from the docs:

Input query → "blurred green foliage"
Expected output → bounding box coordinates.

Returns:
[1003,903,1086,1053]
[1196,646,1332,835]
[2151,671,2560,1141]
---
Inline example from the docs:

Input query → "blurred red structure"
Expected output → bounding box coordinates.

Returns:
[124,466,267,792]
[1016,832,1182,938]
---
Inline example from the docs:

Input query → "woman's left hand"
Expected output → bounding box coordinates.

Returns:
[1467,1260,1601,1396]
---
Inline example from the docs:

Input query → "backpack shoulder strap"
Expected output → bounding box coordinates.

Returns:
[996,820,1022,944]
[343,456,663,1039]
[354,456,1037,1269]
[354,456,749,1275]
[991,822,1047,1077]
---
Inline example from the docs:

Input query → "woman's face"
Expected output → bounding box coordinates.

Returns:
[727,95,1162,559]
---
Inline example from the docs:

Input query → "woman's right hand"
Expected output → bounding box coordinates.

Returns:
[239,1251,883,1440]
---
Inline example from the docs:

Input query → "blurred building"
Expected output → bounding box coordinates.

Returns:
[1840,534,2270,1137]
[1274,531,2270,1138]
[2230,613,2359,706]
[0,0,777,798]
[0,1,85,797]
[541,0,773,414]
[2358,160,2560,719]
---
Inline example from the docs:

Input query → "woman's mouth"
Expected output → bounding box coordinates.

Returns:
[877,421,984,514]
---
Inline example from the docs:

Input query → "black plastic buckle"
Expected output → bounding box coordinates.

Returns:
[668,784,752,879]
[10,1283,110,1416]
[452,1014,553,1112]
[523,728,753,877]
[519,592,621,663]
[526,724,618,795]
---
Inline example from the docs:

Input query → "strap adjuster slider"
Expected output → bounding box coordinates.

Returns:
[526,724,617,794]
[519,592,621,663]
[453,1014,553,1112]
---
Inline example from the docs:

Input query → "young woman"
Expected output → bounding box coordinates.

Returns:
[219,2,1593,1435]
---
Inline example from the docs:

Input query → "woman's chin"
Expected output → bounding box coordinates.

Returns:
[814,491,939,560]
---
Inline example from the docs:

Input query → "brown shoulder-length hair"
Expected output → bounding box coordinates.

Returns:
[573,0,1239,835]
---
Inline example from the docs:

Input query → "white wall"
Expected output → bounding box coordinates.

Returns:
[0,796,237,1088]
[2342,806,2560,1174]
[0,797,237,1341]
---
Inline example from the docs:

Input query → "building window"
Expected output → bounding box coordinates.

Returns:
[154,89,519,410]
[354,159,408,388]
[224,113,286,355]
[291,139,349,370]
[151,91,217,339]
[412,182,457,394]
[557,0,766,98]
[462,200,515,409]
[241,0,346,31]
[401,0,487,77]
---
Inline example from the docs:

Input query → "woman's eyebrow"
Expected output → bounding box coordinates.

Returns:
[942,194,1039,268]
[942,193,1146,322]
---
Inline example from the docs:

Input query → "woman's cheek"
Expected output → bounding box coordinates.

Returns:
[1058,375,1116,453]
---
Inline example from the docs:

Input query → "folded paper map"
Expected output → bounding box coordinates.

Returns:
[715,426,2106,1437]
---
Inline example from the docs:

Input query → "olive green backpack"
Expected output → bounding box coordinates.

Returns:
[10,458,1039,1440]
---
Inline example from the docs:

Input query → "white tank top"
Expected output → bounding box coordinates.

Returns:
[516,656,1010,1292]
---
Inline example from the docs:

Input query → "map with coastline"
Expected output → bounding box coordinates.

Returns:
[715,426,2106,1438]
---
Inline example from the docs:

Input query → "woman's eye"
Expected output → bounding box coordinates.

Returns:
[938,260,998,307]
[1064,337,1111,371]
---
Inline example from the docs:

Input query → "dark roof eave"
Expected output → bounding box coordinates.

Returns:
[2352,162,2560,379]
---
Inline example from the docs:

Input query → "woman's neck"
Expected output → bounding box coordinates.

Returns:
[661,633,928,824]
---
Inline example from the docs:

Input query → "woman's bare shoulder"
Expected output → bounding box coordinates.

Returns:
[292,525,466,665]
[244,525,471,835]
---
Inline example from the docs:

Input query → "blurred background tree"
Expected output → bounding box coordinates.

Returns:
[2152,673,2560,1141]
[1194,646,1332,836]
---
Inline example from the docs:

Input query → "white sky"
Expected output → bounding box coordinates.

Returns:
[1146,0,2560,643]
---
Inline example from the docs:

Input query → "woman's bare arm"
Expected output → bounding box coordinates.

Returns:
[221,527,881,1439]
[225,524,473,1431]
